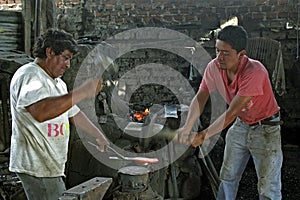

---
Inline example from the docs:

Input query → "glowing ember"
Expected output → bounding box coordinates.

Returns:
[133,108,150,122]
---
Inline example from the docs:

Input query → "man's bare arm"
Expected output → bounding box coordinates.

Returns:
[178,90,209,143]
[26,79,102,122]
[190,95,253,147]
[70,111,109,151]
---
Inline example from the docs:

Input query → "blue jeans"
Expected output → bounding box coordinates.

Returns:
[16,173,66,200]
[217,117,283,200]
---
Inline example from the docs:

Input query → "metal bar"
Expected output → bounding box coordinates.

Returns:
[198,147,220,199]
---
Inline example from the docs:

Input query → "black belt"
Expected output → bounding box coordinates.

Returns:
[249,112,283,126]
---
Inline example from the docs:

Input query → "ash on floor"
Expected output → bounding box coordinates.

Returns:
[205,144,300,200]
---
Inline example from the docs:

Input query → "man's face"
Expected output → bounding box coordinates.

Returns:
[46,49,73,78]
[215,39,242,71]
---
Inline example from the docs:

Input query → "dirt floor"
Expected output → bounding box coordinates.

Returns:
[237,144,300,200]
[201,132,300,200]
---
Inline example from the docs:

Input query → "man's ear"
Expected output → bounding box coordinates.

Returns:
[239,49,246,58]
[45,47,54,57]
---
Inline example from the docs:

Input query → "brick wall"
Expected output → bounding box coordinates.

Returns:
[0,0,21,4]
[0,1,297,40]
[52,0,298,41]
[79,0,297,37]
[0,0,21,10]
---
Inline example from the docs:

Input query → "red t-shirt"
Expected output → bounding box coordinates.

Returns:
[199,56,280,124]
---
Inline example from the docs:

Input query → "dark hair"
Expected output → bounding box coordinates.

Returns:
[32,28,78,58]
[217,25,248,52]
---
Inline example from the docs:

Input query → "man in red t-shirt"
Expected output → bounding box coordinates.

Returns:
[179,25,282,200]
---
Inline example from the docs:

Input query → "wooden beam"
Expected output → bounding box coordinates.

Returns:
[22,0,32,56]
[0,78,10,149]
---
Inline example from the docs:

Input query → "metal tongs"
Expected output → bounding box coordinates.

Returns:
[88,141,159,164]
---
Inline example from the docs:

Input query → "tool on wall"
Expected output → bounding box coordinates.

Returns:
[297,0,299,60]
[291,1,300,88]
